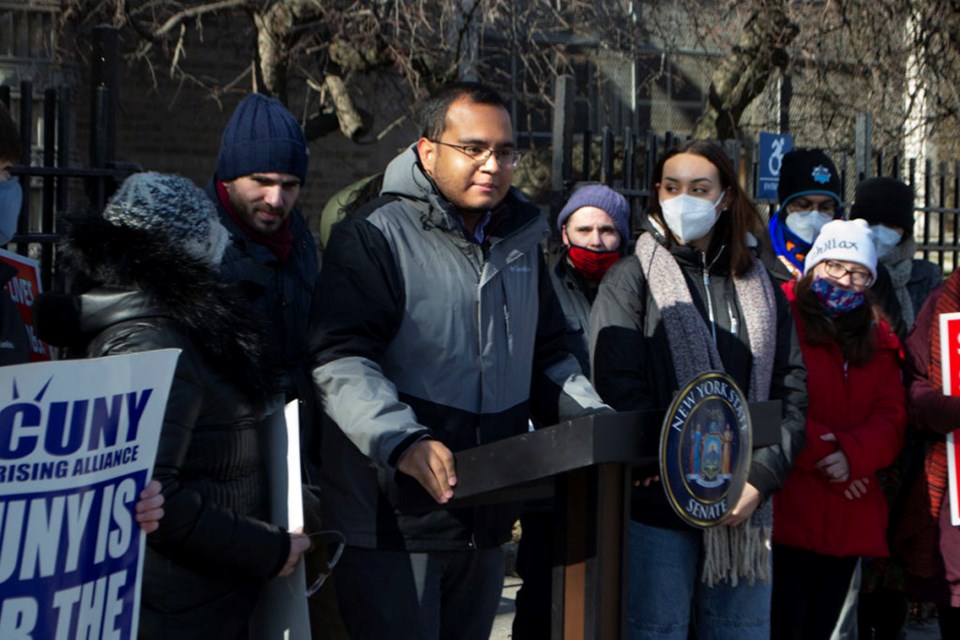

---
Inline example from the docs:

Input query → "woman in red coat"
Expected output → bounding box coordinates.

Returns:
[771,219,907,640]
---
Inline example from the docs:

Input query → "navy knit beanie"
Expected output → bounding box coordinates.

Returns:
[777,148,842,208]
[849,177,915,234]
[216,94,309,184]
[557,184,631,241]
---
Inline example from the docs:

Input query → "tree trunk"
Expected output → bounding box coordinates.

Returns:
[695,0,798,140]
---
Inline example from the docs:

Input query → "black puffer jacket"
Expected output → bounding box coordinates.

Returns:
[590,230,808,530]
[34,216,288,640]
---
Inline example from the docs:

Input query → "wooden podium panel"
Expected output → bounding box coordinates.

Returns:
[397,402,783,639]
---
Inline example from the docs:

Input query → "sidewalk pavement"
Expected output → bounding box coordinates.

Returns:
[489,576,943,639]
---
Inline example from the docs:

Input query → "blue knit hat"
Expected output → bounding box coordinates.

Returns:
[216,94,309,184]
[557,184,631,241]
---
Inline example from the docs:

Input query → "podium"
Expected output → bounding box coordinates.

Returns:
[399,402,782,640]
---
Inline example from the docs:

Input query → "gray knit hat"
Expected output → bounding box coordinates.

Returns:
[103,172,230,265]
[557,184,631,241]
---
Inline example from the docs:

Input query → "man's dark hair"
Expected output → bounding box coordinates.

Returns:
[0,102,21,164]
[418,82,509,140]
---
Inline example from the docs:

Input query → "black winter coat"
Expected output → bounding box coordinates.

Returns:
[34,216,288,640]
[590,231,808,529]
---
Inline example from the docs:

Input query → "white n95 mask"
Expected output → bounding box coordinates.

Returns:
[785,210,832,244]
[660,193,724,244]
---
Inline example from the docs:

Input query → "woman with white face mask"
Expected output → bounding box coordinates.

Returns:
[851,177,941,331]
[771,219,906,640]
[590,140,808,640]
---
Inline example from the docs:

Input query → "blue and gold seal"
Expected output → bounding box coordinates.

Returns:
[659,371,751,528]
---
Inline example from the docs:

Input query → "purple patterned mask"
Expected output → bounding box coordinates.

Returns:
[811,276,865,317]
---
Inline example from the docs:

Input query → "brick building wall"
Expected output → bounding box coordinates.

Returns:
[67,16,418,243]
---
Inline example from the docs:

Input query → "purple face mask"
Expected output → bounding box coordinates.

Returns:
[810,275,866,317]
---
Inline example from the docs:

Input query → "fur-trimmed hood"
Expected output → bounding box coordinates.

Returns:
[35,214,278,406]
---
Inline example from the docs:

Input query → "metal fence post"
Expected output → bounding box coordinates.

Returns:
[551,75,575,217]
[16,81,32,256]
[855,111,873,185]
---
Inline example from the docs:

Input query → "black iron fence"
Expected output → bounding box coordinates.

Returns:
[549,75,960,274]
[2,26,139,290]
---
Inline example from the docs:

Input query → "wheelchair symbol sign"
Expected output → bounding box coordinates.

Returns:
[757,132,793,201]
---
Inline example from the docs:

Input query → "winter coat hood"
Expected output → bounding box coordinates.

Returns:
[35,214,278,406]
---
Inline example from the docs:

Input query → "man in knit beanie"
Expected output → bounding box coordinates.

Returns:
[850,177,941,332]
[205,92,317,406]
[764,148,844,282]
[512,182,630,639]
[204,95,338,637]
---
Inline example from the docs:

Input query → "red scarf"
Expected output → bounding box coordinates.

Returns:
[566,245,620,283]
[216,180,294,262]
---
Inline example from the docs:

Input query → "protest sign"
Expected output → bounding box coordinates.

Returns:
[938,312,960,526]
[0,350,178,639]
[249,400,310,639]
[0,248,53,362]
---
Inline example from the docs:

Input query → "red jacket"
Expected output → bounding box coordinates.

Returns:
[773,281,907,557]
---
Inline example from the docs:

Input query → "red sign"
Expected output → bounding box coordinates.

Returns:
[0,248,53,361]
[938,312,960,526]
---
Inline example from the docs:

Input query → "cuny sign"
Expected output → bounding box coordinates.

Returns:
[0,350,178,640]
[659,371,752,528]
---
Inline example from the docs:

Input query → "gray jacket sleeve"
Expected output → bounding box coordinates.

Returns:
[307,214,430,469]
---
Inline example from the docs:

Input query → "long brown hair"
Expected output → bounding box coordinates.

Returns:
[647,140,763,276]
[794,271,884,366]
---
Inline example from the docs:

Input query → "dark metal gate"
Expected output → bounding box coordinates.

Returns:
[549,75,960,272]
[2,26,140,290]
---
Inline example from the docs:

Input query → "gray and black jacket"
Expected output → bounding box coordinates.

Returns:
[307,146,608,550]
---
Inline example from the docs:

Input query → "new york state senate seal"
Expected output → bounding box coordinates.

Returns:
[659,371,752,528]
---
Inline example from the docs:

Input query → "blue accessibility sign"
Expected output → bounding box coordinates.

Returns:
[659,371,752,528]
[756,132,793,201]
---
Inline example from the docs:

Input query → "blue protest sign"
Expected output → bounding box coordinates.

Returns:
[757,132,794,201]
[0,351,177,639]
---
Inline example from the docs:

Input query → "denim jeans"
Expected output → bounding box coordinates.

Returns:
[626,520,771,640]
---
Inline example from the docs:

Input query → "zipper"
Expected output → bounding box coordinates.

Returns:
[701,252,718,345]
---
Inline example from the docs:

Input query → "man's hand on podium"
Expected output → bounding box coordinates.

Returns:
[398,440,458,504]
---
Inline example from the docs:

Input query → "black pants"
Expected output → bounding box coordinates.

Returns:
[772,544,859,640]
[512,509,555,639]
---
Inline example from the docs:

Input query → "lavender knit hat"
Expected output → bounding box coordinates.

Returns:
[557,184,631,241]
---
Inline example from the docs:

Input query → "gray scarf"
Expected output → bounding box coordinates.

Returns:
[881,237,917,328]
[635,233,775,586]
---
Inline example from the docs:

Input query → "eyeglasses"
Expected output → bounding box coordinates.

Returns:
[821,260,873,286]
[787,198,838,214]
[305,530,345,598]
[430,140,522,168]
